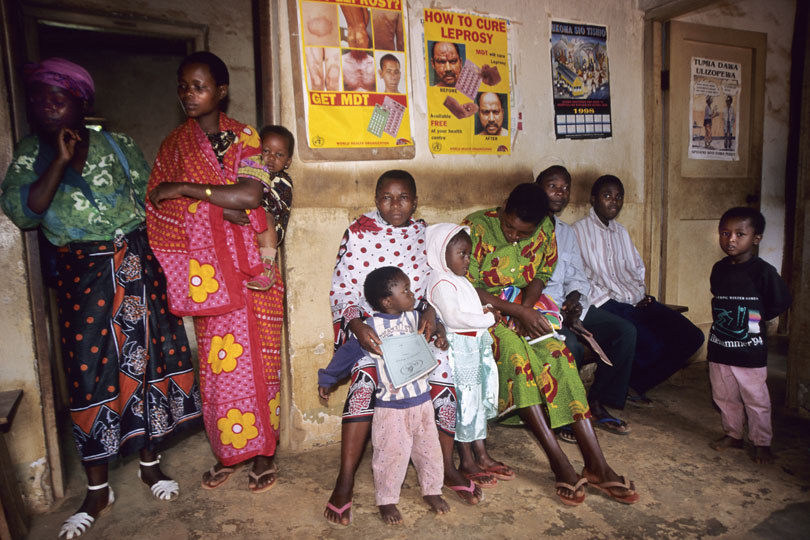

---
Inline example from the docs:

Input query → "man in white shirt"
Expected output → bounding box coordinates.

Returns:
[573,175,705,401]
[537,166,634,439]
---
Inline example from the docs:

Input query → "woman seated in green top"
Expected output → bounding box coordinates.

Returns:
[0,58,202,539]
[462,183,639,506]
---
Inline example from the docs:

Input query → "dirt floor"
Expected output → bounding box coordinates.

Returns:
[26,343,810,539]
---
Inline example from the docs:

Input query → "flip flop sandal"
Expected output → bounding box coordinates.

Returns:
[582,468,640,504]
[463,471,498,488]
[555,477,587,506]
[593,416,632,435]
[555,425,578,444]
[484,463,515,481]
[201,464,238,490]
[324,501,353,526]
[59,483,115,539]
[248,465,278,494]
[445,481,484,504]
[626,393,654,408]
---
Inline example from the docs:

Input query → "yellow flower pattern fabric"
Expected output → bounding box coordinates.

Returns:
[188,259,219,303]
[218,408,259,449]
[208,333,242,374]
[268,394,281,431]
[238,126,260,149]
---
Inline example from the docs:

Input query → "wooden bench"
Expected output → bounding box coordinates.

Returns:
[0,389,29,540]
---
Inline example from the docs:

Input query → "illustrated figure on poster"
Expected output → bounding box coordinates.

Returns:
[377,53,402,93]
[340,5,372,49]
[372,9,404,51]
[431,41,462,87]
[342,49,376,92]
[704,95,719,148]
[475,92,508,136]
[723,95,736,150]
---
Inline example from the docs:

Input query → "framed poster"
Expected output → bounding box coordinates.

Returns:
[288,0,415,161]
[423,8,511,155]
[550,20,612,139]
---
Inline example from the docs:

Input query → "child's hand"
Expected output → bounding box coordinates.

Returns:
[318,385,332,401]
[431,323,449,350]
[483,304,503,325]
[348,318,382,356]
[418,305,438,341]
[148,183,183,209]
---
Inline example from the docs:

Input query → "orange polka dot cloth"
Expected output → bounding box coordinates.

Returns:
[56,227,202,465]
[147,115,283,465]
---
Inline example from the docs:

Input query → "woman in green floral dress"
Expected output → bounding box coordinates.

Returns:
[463,182,639,506]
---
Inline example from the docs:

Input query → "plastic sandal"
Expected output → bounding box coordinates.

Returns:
[248,464,278,494]
[325,501,352,526]
[247,257,276,291]
[139,454,179,501]
[59,482,115,539]
[555,477,587,506]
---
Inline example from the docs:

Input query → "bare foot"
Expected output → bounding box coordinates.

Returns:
[710,435,744,451]
[424,494,450,514]
[753,445,775,464]
[324,478,353,525]
[378,503,403,525]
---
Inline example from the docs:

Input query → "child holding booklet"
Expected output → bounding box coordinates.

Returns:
[425,224,510,487]
[362,266,449,524]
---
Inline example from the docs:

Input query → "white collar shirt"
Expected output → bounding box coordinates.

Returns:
[572,207,647,306]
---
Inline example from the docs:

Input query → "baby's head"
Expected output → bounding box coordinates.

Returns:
[260,125,294,173]
[445,230,472,277]
[375,170,417,227]
[718,207,764,263]
[364,266,414,315]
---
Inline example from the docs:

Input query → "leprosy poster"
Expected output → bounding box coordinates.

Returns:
[423,8,511,155]
[297,0,413,149]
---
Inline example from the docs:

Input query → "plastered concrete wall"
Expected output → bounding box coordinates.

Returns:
[0,52,51,512]
[676,0,795,272]
[279,0,648,449]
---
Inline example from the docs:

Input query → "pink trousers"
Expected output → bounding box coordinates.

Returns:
[709,363,772,446]
[371,400,444,505]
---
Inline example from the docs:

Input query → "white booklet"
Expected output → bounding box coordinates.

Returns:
[379,333,438,389]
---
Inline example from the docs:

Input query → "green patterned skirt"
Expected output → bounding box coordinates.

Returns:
[491,323,591,428]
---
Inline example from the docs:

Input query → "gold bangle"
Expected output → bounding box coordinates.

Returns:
[204,187,212,200]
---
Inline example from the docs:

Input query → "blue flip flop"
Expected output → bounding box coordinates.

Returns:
[593,415,631,435]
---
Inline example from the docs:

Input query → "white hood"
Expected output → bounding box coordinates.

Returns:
[426,223,470,273]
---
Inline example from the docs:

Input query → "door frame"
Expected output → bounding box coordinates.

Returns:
[1,0,208,500]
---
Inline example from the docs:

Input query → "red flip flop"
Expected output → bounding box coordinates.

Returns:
[484,463,515,481]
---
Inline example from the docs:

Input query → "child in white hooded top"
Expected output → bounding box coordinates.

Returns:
[426,223,512,486]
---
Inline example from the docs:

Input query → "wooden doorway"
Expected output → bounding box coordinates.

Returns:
[1,0,207,499]
[644,17,767,332]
